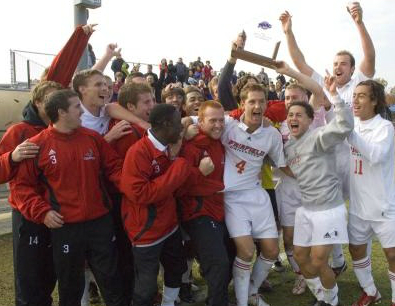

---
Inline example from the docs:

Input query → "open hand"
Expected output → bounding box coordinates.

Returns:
[12,140,39,162]
[279,11,292,34]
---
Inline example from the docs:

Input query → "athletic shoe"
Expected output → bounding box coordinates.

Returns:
[260,279,273,292]
[248,293,270,306]
[89,281,101,304]
[179,283,196,303]
[292,274,307,295]
[272,260,285,273]
[307,298,321,306]
[317,301,342,306]
[351,290,381,306]
[332,261,347,278]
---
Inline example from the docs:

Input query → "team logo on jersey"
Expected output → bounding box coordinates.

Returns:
[288,155,301,167]
[351,146,361,157]
[83,149,96,160]
[152,159,160,173]
[228,140,265,157]
[48,149,57,164]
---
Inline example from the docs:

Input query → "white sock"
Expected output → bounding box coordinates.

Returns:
[322,283,339,306]
[331,244,345,268]
[248,254,275,296]
[181,259,193,283]
[233,257,251,306]
[81,269,91,306]
[161,286,180,306]
[389,270,395,303]
[286,250,301,273]
[305,277,324,301]
[352,256,377,296]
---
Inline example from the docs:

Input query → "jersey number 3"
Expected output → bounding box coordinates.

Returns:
[354,159,363,175]
[236,160,246,174]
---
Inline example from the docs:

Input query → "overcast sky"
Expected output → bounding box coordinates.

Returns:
[1,0,394,89]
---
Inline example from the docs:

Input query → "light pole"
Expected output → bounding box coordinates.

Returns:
[74,0,101,71]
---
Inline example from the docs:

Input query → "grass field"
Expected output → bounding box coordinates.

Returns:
[0,232,392,306]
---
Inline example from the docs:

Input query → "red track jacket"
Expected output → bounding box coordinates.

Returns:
[121,135,192,246]
[178,131,225,222]
[0,109,47,210]
[0,152,14,184]
[14,126,122,224]
[109,119,146,159]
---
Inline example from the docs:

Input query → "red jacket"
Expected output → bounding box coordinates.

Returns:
[0,106,47,210]
[179,131,225,222]
[121,136,191,246]
[0,152,14,184]
[109,119,146,159]
[46,25,92,88]
[14,126,122,224]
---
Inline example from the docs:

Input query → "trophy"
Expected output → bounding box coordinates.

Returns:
[231,20,281,69]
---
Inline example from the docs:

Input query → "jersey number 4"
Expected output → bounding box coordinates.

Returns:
[236,160,246,174]
[354,159,363,175]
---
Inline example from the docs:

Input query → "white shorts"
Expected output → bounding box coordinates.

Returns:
[293,204,349,247]
[348,214,395,248]
[224,188,278,239]
[275,177,301,227]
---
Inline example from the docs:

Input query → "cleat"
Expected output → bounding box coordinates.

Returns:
[179,283,196,303]
[351,290,381,306]
[332,261,347,278]
[248,293,270,306]
[272,260,285,273]
[260,279,273,292]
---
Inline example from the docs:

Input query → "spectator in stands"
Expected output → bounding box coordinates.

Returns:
[176,58,188,84]
[194,56,204,70]
[111,53,129,80]
[168,60,177,84]
[203,61,213,84]
[113,72,124,102]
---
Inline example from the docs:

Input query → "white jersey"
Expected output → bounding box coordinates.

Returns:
[221,116,285,192]
[348,114,395,221]
[312,70,369,108]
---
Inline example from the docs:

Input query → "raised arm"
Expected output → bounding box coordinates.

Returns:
[348,2,375,77]
[279,11,314,77]
[92,43,122,72]
[45,24,96,88]
[218,32,246,111]
[274,61,325,110]
[316,73,354,151]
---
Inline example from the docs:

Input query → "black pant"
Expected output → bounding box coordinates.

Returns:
[132,228,186,306]
[51,214,125,306]
[184,216,230,306]
[111,193,134,305]
[12,209,56,306]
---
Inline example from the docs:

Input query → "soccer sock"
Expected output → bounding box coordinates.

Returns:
[181,259,193,284]
[248,254,275,296]
[233,257,251,306]
[161,286,180,306]
[352,256,377,296]
[305,277,324,301]
[81,269,91,306]
[389,270,395,303]
[286,250,301,273]
[322,283,339,306]
[331,244,345,268]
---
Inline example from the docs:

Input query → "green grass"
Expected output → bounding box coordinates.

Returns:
[0,232,392,306]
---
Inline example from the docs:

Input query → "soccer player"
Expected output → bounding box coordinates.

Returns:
[192,83,288,306]
[280,2,375,107]
[179,100,231,306]
[347,80,395,306]
[284,74,354,306]
[14,89,126,306]
[108,82,155,305]
[0,81,62,306]
[121,104,196,306]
